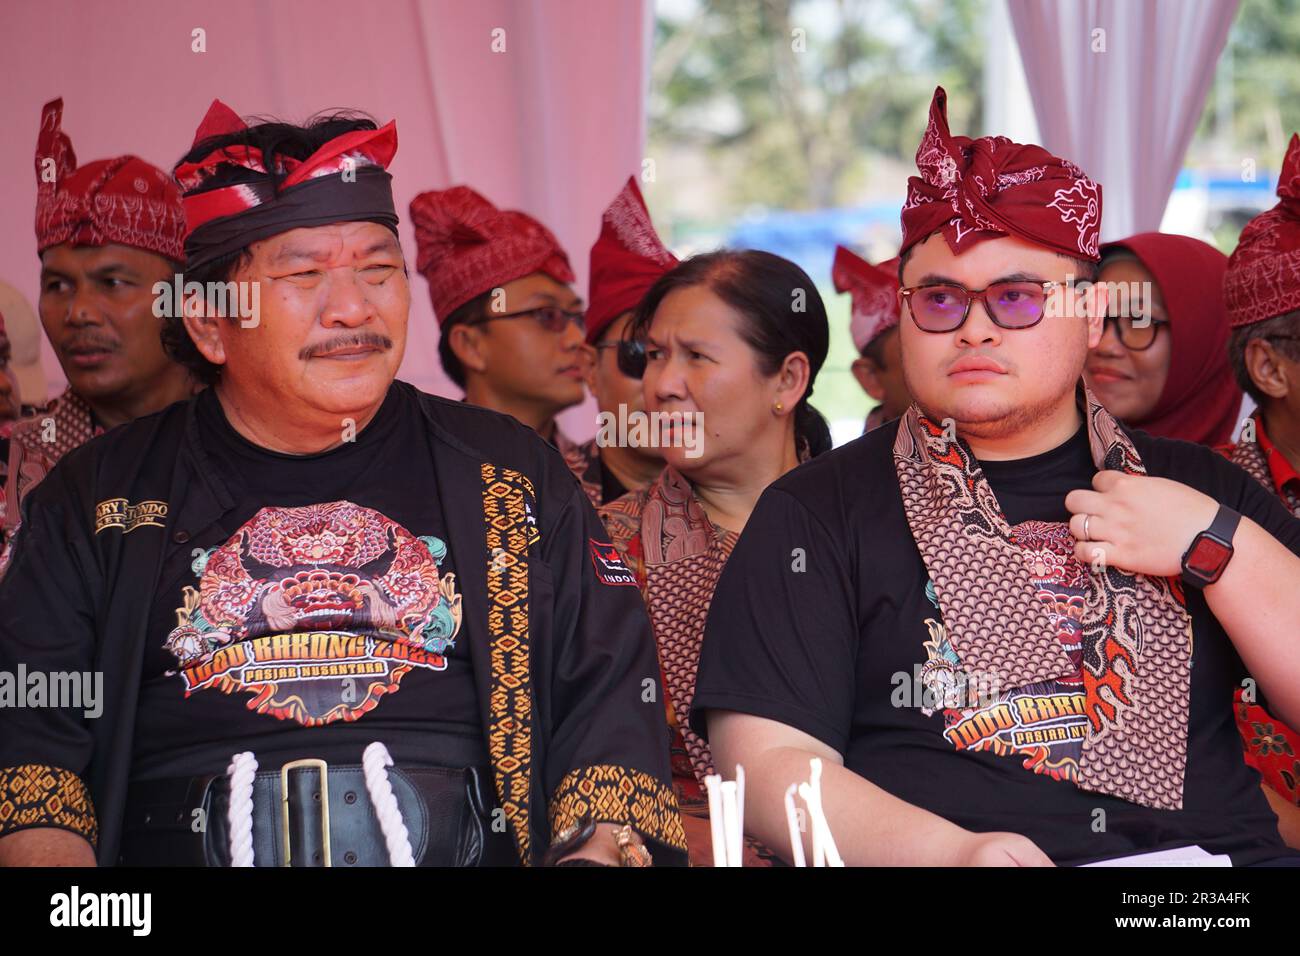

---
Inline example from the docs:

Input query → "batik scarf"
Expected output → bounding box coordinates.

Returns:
[554,430,603,507]
[894,385,1193,809]
[1,390,101,576]
[4,389,99,528]
[604,467,736,787]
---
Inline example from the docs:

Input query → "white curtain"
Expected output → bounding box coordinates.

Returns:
[1007,0,1238,240]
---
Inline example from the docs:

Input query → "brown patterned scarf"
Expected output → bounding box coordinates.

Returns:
[554,429,603,507]
[893,385,1192,809]
[603,467,736,787]
[1230,417,1300,518]
[4,389,99,531]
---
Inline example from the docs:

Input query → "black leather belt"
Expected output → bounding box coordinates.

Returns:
[119,761,517,867]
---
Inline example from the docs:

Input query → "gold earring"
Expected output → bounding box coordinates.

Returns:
[773,401,784,413]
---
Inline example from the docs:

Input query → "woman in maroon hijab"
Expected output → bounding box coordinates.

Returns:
[1084,232,1243,447]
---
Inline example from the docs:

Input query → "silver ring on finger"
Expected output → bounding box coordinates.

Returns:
[1083,514,1092,542]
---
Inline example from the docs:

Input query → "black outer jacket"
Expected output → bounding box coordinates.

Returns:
[0,382,687,865]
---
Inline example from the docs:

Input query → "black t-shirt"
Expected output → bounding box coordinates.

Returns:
[691,419,1300,866]
[132,385,483,780]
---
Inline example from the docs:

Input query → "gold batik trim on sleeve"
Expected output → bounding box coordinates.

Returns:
[481,462,537,864]
[549,764,688,852]
[0,763,98,846]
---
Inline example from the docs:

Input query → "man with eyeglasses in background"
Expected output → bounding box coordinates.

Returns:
[693,88,1300,867]
[411,186,589,450]
[571,178,676,506]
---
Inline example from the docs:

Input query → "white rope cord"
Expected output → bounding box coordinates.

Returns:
[362,741,415,867]
[226,751,258,867]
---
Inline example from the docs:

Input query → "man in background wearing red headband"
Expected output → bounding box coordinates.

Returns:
[695,88,1300,866]
[1,99,195,574]
[1223,132,1300,845]
[571,177,675,506]
[0,102,685,868]
[832,246,911,433]
[410,186,589,452]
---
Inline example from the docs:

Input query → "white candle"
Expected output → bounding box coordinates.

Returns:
[803,758,845,867]
[784,783,807,867]
[720,781,741,867]
[735,764,746,861]
[704,773,727,868]
[798,782,824,867]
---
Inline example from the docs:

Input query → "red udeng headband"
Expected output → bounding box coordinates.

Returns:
[900,87,1102,261]
[409,185,574,324]
[34,97,186,261]
[177,99,399,270]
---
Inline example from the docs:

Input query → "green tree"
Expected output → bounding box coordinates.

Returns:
[650,0,986,215]
[1194,0,1300,166]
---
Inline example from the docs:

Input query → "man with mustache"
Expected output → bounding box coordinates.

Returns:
[693,88,1300,866]
[409,186,590,452]
[0,102,685,868]
[1,99,194,573]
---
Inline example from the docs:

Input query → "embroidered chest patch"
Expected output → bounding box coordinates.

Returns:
[95,498,168,534]
[589,539,636,586]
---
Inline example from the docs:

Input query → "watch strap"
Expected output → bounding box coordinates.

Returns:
[1206,503,1242,544]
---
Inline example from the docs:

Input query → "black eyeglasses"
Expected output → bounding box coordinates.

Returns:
[594,338,647,379]
[1102,313,1169,351]
[469,305,585,334]
[899,280,1064,333]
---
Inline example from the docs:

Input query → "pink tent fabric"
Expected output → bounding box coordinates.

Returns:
[0,0,650,437]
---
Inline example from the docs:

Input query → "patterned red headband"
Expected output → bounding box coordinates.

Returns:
[586,177,677,344]
[410,185,574,324]
[832,246,900,352]
[176,100,399,271]
[34,98,185,262]
[1224,132,1300,328]
[900,87,1102,262]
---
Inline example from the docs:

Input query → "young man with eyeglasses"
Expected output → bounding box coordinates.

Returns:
[691,88,1300,867]
[410,186,588,446]
[571,178,676,506]
[1222,132,1300,843]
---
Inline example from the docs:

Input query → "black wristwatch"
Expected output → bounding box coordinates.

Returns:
[1180,504,1241,588]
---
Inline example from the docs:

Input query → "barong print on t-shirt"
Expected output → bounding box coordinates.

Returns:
[918,521,1089,782]
[164,500,462,726]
